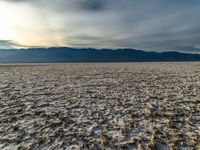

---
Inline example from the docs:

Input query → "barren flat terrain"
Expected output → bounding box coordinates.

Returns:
[0,63,199,150]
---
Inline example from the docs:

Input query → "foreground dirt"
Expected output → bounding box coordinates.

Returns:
[0,63,199,150]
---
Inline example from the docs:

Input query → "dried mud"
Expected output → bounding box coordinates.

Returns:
[0,63,199,150]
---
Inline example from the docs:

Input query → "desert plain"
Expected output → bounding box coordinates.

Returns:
[0,63,199,150]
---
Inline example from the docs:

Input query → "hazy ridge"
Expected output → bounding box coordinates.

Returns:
[1,47,200,63]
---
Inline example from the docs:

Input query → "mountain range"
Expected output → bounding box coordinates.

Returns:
[0,47,200,63]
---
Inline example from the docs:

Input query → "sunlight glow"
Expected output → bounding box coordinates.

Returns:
[0,2,20,40]
[0,1,64,48]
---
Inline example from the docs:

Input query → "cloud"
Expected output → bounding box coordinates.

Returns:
[1,0,200,53]
[0,40,43,49]
[0,40,17,49]
[76,0,107,11]
[0,0,32,3]
[2,0,108,12]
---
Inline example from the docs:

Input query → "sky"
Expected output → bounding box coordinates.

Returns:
[0,0,200,53]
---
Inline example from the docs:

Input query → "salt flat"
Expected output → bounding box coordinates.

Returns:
[0,63,199,150]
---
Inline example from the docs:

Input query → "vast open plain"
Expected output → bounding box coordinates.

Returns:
[0,63,199,150]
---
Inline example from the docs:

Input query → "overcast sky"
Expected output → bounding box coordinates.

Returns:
[0,0,200,53]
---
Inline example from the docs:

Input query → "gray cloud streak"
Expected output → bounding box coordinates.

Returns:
[0,40,18,49]
[0,40,46,49]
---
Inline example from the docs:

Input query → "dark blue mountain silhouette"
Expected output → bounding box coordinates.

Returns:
[0,47,200,63]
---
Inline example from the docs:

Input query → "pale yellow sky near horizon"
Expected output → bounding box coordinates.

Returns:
[0,1,69,48]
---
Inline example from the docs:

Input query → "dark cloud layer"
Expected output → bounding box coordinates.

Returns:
[1,0,200,53]
[78,0,106,11]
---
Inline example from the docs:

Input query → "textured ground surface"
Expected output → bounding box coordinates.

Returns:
[0,63,199,150]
